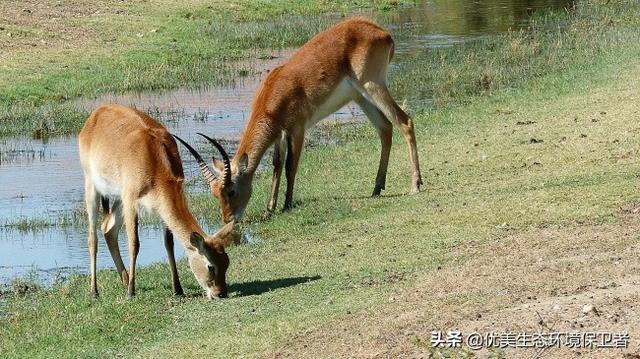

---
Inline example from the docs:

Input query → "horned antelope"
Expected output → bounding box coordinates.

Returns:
[182,17,422,224]
[79,104,237,299]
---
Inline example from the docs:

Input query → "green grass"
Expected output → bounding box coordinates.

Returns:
[0,218,52,232]
[391,2,640,110]
[2,0,640,358]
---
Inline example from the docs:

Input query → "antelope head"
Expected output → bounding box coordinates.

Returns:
[174,134,251,224]
[187,221,239,298]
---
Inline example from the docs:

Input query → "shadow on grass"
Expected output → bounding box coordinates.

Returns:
[230,275,321,297]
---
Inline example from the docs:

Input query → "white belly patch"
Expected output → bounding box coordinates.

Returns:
[308,77,356,128]
[90,167,121,197]
[89,166,154,215]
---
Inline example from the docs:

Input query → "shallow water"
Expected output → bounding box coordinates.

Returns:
[74,50,364,138]
[0,0,573,286]
[0,136,82,222]
[0,226,170,286]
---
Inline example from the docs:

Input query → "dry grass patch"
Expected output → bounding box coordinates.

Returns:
[272,209,640,358]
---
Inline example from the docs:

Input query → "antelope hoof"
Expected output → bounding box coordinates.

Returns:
[90,290,99,299]
[127,286,135,299]
[409,176,422,195]
[262,209,275,220]
[371,184,384,197]
[266,201,277,213]
[174,285,184,297]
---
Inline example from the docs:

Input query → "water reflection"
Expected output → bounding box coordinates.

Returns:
[390,0,573,36]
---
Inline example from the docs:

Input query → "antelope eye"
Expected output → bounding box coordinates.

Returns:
[228,189,236,197]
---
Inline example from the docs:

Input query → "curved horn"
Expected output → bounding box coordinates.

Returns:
[197,133,231,186]
[172,134,216,183]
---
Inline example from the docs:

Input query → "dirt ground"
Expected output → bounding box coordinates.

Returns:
[0,0,114,51]
[272,207,640,358]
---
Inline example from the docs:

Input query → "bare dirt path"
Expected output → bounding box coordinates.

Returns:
[272,208,640,358]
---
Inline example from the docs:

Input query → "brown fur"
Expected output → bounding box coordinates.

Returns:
[207,18,423,223]
[79,104,235,299]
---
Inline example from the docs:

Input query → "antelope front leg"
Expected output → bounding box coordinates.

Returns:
[84,181,100,298]
[283,131,305,211]
[355,97,392,196]
[123,204,140,298]
[164,228,184,296]
[267,135,286,213]
[372,125,392,197]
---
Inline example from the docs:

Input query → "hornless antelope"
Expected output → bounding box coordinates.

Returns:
[79,104,237,299]
[185,17,422,223]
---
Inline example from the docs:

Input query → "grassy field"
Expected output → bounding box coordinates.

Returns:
[0,0,408,137]
[2,0,640,358]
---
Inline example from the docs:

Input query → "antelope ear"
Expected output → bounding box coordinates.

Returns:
[238,153,248,173]
[190,232,205,250]
[212,158,225,174]
[212,221,239,247]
